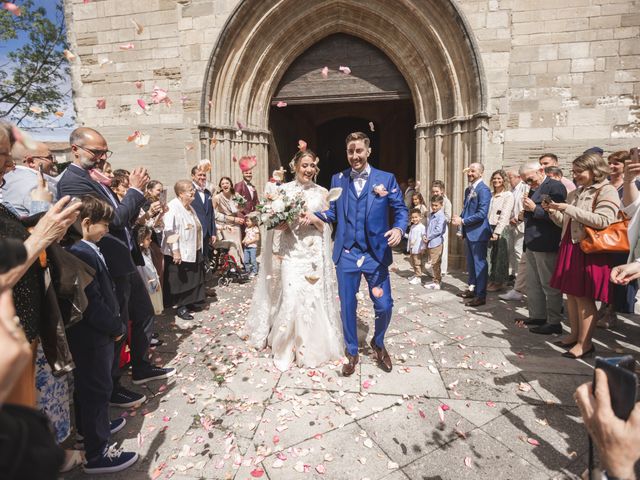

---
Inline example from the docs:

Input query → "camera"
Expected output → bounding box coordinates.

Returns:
[0,238,27,274]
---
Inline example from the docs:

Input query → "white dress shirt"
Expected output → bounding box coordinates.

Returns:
[351,164,371,197]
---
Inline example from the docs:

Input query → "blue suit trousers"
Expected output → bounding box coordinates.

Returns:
[336,247,393,356]
[464,238,488,299]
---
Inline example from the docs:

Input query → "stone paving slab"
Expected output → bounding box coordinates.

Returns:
[65,252,640,479]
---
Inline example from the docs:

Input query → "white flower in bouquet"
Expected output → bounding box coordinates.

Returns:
[271,198,286,213]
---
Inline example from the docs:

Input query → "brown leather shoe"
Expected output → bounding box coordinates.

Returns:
[370,339,393,372]
[457,289,475,299]
[342,353,359,377]
[465,297,486,307]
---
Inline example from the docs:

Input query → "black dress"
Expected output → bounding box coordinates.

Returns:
[0,204,44,342]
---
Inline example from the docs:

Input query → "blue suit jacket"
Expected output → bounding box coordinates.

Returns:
[461,181,492,242]
[319,166,408,266]
[191,186,217,239]
[66,241,125,346]
[57,164,146,276]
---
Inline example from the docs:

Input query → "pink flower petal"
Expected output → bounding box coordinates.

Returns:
[486,401,496,408]
[362,379,372,389]
[250,467,264,478]
[527,437,540,446]
[276,101,287,108]
[3,2,20,15]
[131,18,144,34]
[437,405,445,423]
[137,99,148,110]
[135,80,143,89]
[321,66,329,79]
[372,287,383,298]
[464,456,473,468]
[338,65,351,75]
[96,99,106,109]
[119,43,135,50]
[315,464,326,474]
[441,404,450,411]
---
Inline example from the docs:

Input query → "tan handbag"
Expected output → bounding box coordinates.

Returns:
[579,188,629,254]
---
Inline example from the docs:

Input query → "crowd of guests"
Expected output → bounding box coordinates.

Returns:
[1,118,640,477]
[0,123,261,476]
[440,148,640,364]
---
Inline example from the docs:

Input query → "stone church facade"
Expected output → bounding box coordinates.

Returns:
[65,0,639,261]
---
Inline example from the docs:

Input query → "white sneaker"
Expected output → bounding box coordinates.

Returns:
[409,277,422,285]
[424,282,441,290]
[498,289,523,301]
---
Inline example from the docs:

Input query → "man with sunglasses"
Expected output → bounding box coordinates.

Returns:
[58,127,175,410]
[1,142,58,217]
[515,161,567,335]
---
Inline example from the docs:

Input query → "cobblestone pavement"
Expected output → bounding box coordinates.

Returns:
[64,252,640,480]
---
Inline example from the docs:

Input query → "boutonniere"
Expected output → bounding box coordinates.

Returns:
[373,184,388,197]
[339,172,344,179]
[469,191,478,199]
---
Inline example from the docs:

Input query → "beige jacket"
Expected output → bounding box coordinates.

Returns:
[488,190,514,236]
[549,179,620,243]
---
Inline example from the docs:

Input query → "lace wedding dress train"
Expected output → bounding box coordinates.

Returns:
[244,181,344,372]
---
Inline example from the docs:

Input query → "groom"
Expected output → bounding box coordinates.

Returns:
[315,132,408,376]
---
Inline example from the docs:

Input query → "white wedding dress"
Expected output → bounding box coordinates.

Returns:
[244,180,344,371]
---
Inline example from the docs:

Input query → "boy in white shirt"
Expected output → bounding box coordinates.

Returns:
[406,208,427,284]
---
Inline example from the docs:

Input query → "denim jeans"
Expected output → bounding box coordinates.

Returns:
[244,247,258,274]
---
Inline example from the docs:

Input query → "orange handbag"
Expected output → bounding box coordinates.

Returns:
[579,188,629,254]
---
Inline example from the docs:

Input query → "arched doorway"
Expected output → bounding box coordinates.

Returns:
[267,34,416,188]
[200,0,489,265]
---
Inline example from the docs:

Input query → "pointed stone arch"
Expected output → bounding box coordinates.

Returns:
[200,0,489,262]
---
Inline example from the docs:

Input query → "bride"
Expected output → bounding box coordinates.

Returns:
[244,149,344,371]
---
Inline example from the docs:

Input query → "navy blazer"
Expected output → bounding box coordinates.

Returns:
[461,181,492,242]
[191,185,217,238]
[57,164,146,276]
[524,176,567,252]
[319,166,408,266]
[66,241,125,346]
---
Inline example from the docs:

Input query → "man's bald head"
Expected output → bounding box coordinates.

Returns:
[69,127,108,170]
[12,141,55,174]
[70,127,105,147]
[466,162,484,183]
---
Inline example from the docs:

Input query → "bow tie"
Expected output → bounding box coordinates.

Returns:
[350,170,368,181]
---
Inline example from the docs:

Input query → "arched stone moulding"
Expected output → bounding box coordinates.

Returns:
[200,0,488,263]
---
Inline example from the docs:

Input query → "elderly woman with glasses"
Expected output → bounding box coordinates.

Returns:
[161,180,206,320]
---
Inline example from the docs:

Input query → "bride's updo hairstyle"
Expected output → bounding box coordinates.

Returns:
[289,149,319,175]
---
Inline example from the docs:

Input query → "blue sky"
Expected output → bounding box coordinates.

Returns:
[1,0,74,141]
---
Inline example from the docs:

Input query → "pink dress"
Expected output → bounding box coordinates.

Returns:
[550,221,613,303]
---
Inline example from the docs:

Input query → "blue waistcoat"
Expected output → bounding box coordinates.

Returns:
[344,181,369,250]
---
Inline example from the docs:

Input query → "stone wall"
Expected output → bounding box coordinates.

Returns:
[457,0,639,174]
[65,0,639,189]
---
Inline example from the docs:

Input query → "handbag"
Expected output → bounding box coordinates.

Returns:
[579,188,629,254]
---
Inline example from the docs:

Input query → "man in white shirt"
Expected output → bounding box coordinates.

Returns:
[1,141,58,216]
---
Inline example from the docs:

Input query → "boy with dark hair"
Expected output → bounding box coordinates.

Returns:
[423,195,447,290]
[66,195,139,474]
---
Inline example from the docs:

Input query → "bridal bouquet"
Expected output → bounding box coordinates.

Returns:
[256,189,306,230]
